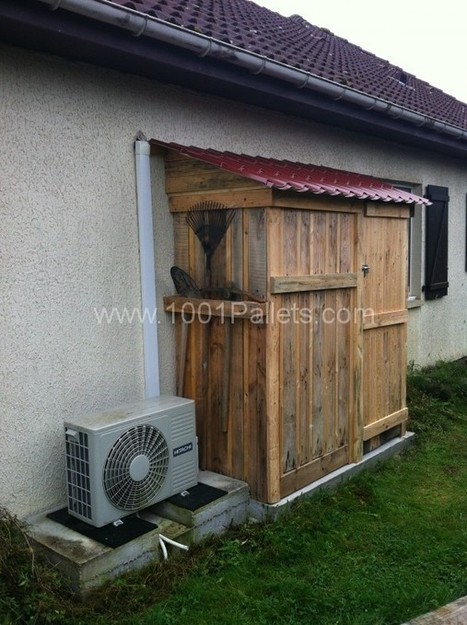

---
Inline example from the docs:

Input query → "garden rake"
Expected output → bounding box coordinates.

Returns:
[186,201,236,288]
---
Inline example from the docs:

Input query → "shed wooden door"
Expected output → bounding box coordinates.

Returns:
[361,206,409,445]
[267,208,360,499]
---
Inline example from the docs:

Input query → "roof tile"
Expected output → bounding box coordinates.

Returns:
[108,0,467,131]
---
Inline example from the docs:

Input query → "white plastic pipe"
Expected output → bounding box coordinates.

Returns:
[159,534,190,560]
[135,140,160,398]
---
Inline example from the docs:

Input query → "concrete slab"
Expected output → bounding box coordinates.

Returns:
[249,431,415,521]
[26,471,249,593]
[401,596,467,625]
[150,470,250,540]
[27,512,191,593]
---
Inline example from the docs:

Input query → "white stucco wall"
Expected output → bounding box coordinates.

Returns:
[1,43,466,518]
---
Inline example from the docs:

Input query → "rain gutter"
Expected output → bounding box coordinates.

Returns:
[37,0,467,143]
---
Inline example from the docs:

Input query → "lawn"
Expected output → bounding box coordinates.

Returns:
[1,360,467,625]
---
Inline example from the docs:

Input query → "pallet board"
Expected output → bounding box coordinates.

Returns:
[163,151,409,503]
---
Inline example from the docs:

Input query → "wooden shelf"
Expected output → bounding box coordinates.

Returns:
[163,295,268,320]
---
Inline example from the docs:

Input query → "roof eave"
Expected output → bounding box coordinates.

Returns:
[3,0,467,160]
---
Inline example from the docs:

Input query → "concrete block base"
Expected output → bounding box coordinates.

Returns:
[151,470,250,541]
[27,513,191,593]
[26,471,249,594]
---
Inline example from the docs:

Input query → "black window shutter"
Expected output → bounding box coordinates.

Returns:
[424,185,449,299]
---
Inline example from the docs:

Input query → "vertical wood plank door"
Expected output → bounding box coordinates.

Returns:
[361,207,409,446]
[268,209,360,499]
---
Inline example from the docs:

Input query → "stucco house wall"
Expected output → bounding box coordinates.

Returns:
[1,43,466,518]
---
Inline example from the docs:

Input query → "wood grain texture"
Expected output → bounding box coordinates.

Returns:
[361,211,408,438]
[271,273,357,293]
[164,149,409,504]
[363,408,408,440]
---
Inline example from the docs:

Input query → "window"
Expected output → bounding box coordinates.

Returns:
[396,184,422,302]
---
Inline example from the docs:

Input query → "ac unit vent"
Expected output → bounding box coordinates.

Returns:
[66,430,92,520]
[103,424,169,511]
[64,396,198,527]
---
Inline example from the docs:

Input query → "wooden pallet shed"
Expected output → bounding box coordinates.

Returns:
[156,141,429,504]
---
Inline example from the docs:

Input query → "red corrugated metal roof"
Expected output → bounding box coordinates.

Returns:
[155,141,430,205]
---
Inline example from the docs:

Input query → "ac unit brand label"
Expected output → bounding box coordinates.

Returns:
[173,442,193,457]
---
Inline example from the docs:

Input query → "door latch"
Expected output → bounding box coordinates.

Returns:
[361,264,370,277]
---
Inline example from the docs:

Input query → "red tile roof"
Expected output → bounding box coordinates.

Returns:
[111,0,467,131]
[154,141,430,205]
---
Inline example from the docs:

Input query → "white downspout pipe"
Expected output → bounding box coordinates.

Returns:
[135,139,160,398]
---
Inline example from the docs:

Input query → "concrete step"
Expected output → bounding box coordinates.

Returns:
[149,470,250,541]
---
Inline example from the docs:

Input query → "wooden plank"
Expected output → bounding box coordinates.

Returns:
[265,301,281,502]
[339,213,353,273]
[272,192,361,214]
[299,211,311,274]
[242,209,250,485]
[231,210,243,294]
[242,315,250,485]
[207,317,227,474]
[363,408,408,440]
[176,321,188,397]
[173,213,189,270]
[265,208,282,503]
[322,289,337,455]
[336,288,350,449]
[168,189,273,212]
[363,309,409,329]
[281,211,299,474]
[188,217,205,290]
[210,230,227,289]
[247,317,258,496]
[270,273,358,294]
[163,296,267,319]
[165,158,263,195]
[281,302,297,472]
[298,292,312,467]
[280,446,348,497]
[326,212,339,273]
[314,212,327,274]
[311,291,325,459]
[365,204,411,219]
[254,321,268,501]
[349,209,364,463]
[248,209,267,301]
[230,320,244,479]
[298,212,312,467]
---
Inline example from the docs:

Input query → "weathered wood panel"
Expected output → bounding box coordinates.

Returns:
[270,209,358,499]
[165,149,409,504]
[264,208,282,502]
[361,211,409,439]
[270,273,357,293]
[164,152,263,195]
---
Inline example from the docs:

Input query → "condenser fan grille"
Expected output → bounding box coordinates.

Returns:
[103,424,169,511]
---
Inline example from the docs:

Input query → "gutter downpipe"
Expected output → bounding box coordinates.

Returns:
[41,0,467,142]
[135,139,160,399]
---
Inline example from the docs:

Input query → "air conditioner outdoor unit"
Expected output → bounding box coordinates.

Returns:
[64,395,198,528]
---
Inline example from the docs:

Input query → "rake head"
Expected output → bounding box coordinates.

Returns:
[186,201,236,275]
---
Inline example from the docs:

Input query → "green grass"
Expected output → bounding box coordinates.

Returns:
[1,360,467,625]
